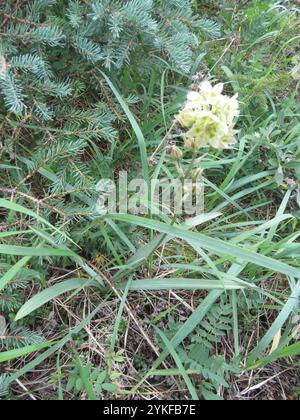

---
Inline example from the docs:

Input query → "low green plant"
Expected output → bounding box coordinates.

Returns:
[66,351,124,399]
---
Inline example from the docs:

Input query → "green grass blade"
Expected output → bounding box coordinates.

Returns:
[0,342,53,363]
[0,245,76,257]
[155,327,199,400]
[232,290,239,357]
[56,353,64,401]
[8,300,108,385]
[110,278,132,352]
[104,214,300,279]
[248,340,300,370]
[0,230,31,239]
[75,355,97,401]
[15,278,96,321]
[99,71,149,186]
[248,279,300,364]
[0,256,31,292]
[107,220,136,253]
[0,198,70,240]
[31,227,104,286]
[120,278,246,291]
[150,290,222,371]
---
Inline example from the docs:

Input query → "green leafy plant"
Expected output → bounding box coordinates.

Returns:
[66,350,124,399]
[0,0,300,402]
[158,298,239,400]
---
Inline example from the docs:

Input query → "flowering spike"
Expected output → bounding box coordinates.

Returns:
[176,81,240,150]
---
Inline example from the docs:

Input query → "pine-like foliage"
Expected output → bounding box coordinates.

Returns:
[0,0,220,117]
[0,0,219,234]
[0,263,42,312]
[0,375,10,398]
[0,326,44,350]
[0,266,44,353]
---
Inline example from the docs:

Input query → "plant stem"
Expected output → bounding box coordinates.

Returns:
[148,152,199,262]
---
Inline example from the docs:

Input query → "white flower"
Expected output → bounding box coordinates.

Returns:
[176,80,240,150]
[213,94,239,125]
[176,108,197,128]
[199,81,224,105]
[209,126,238,149]
[186,91,202,103]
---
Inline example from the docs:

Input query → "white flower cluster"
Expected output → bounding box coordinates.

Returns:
[176,81,239,151]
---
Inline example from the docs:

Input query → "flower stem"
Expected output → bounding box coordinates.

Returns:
[148,151,199,265]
